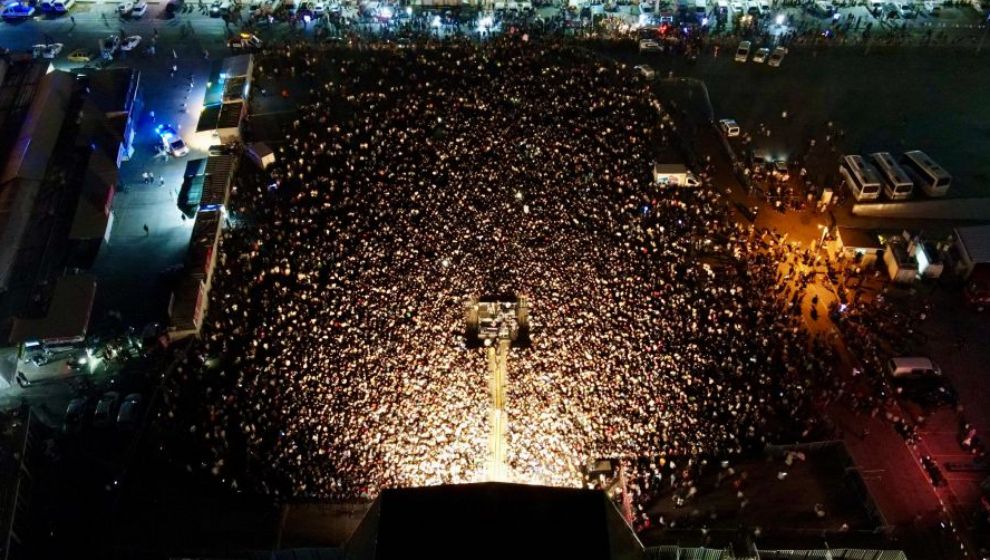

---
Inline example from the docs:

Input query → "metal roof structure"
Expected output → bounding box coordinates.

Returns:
[9,275,97,345]
[955,225,990,266]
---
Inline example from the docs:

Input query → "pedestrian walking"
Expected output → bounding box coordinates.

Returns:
[143,224,149,236]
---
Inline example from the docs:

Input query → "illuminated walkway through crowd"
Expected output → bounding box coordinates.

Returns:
[486,339,510,482]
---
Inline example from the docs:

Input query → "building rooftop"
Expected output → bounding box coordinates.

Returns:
[955,224,990,265]
[837,227,883,250]
[69,149,117,241]
[343,482,641,560]
[9,274,97,345]
[83,67,139,116]
[0,57,51,166]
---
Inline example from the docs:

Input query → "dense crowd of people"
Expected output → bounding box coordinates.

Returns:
[163,38,835,503]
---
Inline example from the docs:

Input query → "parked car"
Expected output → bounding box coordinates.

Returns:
[130,0,148,16]
[719,118,740,137]
[63,398,87,433]
[157,124,189,157]
[120,35,142,51]
[67,48,95,62]
[752,46,769,63]
[2,1,35,19]
[51,0,73,15]
[93,391,120,427]
[767,46,787,67]
[164,0,182,17]
[811,0,834,16]
[116,393,143,428]
[921,455,947,486]
[228,32,262,50]
[100,34,121,57]
[639,38,662,52]
[734,40,750,62]
[119,35,142,51]
[117,0,133,14]
[899,2,917,18]
[634,64,655,79]
[32,42,64,59]
[923,1,940,15]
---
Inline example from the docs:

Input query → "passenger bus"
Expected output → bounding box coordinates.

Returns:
[900,150,951,197]
[869,152,914,201]
[840,155,883,202]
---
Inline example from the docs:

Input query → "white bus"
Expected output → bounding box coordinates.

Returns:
[840,155,883,201]
[869,152,914,201]
[900,150,951,197]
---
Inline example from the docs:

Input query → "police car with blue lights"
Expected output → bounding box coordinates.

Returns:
[156,125,189,157]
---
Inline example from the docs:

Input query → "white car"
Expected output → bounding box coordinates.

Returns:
[312,0,325,15]
[158,125,189,157]
[757,0,769,14]
[752,46,769,63]
[99,34,121,58]
[767,46,787,67]
[718,118,741,137]
[734,40,751,62]
[130,0,147,16]
[634,64,655,79]
[120,35,142,51]
[639,39,662,52]
[2,2,35,18]
[117,0,133,14]
[813,0,834,16]
[730,0,744,13]
[923,1,940,15]
[32,42,64,59]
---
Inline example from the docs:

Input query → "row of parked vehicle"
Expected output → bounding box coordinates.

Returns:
[117,0,149,17]
[64,392,143,432]
[840,150,951,202]
[734,41,787,66]
[1,0,75,19]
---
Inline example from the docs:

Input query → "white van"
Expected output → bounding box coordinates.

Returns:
[840,154,883,201]
[869,151,914,200]
[653,163,701,187]
[887,357,940,378]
